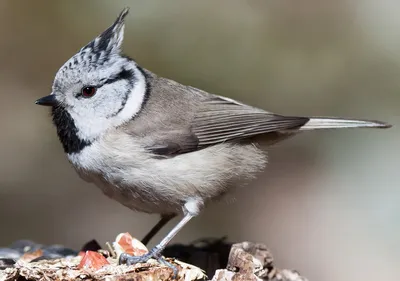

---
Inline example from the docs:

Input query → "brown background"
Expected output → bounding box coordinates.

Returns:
[0,1,398,280]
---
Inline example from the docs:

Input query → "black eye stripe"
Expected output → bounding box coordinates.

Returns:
[74,69,134,99]
[103,69,134,85]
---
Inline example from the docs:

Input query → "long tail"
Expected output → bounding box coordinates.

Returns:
[297,117,391,131]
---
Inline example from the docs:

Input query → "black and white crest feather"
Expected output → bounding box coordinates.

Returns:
[82,7,129,55]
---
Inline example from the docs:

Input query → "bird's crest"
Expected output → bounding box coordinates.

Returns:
[81,7,129,56]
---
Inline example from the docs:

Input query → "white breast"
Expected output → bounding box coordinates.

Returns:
[68,131,267,215]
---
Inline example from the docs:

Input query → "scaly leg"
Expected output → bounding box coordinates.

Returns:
[141,214,176,245]
[119,198,203,278]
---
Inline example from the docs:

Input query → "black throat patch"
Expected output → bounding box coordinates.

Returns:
[51,105,91,154]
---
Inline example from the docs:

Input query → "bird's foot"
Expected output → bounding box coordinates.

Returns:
[119,250,178,278]
[118,251,156,265]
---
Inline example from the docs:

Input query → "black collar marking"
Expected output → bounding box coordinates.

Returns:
[52,105,91,154]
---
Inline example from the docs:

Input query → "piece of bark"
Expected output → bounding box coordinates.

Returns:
[0,241,308,281]
[0,256,206,281]
[210,242,308,281]
[163,237,232,277]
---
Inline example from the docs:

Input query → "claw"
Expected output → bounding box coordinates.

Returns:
[119,252,152,265]
[119,251,178,279]
[157,257,178,279]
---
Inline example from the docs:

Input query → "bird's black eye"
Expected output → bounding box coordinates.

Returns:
[81,86,97,98]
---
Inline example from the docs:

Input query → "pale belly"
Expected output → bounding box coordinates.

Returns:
[77,169,184,215]
[68,139,267,216]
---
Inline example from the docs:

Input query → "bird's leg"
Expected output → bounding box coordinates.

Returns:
[119,214,194,265]
[119,198,202,277]
[141,214,176,246]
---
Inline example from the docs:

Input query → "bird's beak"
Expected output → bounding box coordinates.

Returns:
[35,94,57,106]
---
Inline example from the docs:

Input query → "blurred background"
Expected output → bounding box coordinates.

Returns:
[0,0,399,280]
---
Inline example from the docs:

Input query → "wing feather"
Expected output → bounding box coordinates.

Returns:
[143,95,309,156]
[192,96,309,147]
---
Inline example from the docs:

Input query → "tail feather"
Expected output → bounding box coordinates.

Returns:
[297,117,391,131]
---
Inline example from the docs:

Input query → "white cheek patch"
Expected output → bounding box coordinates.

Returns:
[111,67,147,127]
[70,64,147,141]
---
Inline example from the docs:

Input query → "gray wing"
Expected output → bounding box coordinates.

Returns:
[145,94,309,156]
[192,96,309,147]
[125,73,387,157]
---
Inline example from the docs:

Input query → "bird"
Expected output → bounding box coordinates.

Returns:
[35,7,391,271]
